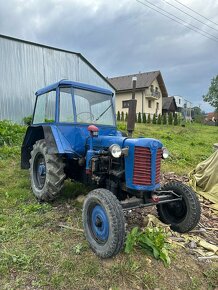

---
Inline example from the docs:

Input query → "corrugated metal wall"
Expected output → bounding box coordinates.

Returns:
[0,36,114,123]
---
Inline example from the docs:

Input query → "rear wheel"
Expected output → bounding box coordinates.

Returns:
[157,181,201,233]
[82,188,125,258]
[29,139,66,201]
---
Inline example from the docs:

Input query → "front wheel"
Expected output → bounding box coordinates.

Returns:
[82,188,125,258]
[157,181,201,233]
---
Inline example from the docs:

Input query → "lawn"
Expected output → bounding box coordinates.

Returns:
[126,122,218,174]
[0,121,217,289]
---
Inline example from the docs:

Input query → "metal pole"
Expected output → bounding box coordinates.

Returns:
[127,77,137,137]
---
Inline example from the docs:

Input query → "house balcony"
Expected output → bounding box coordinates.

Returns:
[145,91,161,100]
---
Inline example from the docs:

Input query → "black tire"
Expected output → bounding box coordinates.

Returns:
[29,139,66,201]
[82,188,125,258]
[157,181,201,233]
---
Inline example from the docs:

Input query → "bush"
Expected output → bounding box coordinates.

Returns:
[23,115,32,126]
[157,114,162,124]
[174,113,178,125]
[147,113,151,124]
[0,121,26,147]
[142,113,146,124]
[121,111,124,122]
[117,111,121,121]
[152,114,157,124]
[168,112,173,125]
[163,114,167,125]
[138,112,142,123]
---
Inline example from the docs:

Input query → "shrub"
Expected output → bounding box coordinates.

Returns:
[117,111,120,121]
[168,112,173,125]
[152,114,156,124]
[147,113,151,124]
[174,113,178,125]
[23,115,32,126]
[0,121,26,147]
[142,113,146,124]
[121,111,124,122]
[138,112,142,123]
[163,114,167,125]
[157,114,162,124]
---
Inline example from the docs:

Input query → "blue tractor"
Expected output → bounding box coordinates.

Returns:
[21,80,201,258]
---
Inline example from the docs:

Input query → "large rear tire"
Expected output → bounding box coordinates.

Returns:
[157,181,201,233]
[29,139,66,201]
[82,188,125,258]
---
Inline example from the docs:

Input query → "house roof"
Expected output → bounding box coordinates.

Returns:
[207,112,218,119]
[108,71,168,98]
[162,97,177,110]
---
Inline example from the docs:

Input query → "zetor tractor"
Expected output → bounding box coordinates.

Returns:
[21,80,201,258]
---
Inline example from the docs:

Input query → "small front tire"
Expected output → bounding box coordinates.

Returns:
[82,188,125,258]
[157,181,201,233]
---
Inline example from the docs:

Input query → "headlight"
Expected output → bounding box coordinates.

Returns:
[109,144,122,158]
[162,147,169,159]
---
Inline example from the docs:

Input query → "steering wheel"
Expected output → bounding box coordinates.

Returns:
[76,111,95,122]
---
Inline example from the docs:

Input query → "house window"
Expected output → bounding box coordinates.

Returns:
[156,102,159,110]
[148,100,152,108]
[150,85,154,93]
[122,100,129,108]
[179,99,181,104]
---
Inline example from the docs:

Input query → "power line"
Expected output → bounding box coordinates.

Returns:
[139,0,218,41]
[162,0,218,32]
[172,0,218,27]
[136,0,218,43]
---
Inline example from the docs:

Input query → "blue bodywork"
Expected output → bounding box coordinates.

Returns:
[21,80,163,192]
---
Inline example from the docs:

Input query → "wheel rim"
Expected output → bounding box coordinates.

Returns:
[164,199,187,223]
[33,153,46,189]
[90,205,109,243]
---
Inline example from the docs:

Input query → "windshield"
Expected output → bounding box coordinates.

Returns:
[60,87,115,126]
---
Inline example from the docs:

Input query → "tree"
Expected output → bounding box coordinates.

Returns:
[152,113,156,124]
[192,106,205,123]
[117,111,120,121]
[157,114,162,124]
[203,75,218,112]
[147,113,151,124]
[168,112,173,125]
[163,114,167,125]
[138,112,142,123]
[142,113,146,124]
[121,111,124,121]
[125,112,128,122]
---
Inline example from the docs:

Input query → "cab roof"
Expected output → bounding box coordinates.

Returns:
[36,80,113,96]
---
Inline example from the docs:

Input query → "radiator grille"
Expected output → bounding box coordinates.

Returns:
[133,147,151,185]
[133,147,162,186]
[155,148,162,184]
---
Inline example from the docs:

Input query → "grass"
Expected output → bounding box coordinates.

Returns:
[118,122,218,174]
[0,121,218,289]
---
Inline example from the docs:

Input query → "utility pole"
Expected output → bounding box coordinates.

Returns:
[127,76,137,137]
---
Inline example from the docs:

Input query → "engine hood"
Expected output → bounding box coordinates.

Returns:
[92,135,163,150]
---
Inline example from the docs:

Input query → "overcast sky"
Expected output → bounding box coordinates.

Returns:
[0,0,217,112]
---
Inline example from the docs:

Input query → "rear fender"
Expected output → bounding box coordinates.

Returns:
[21,125,60,169]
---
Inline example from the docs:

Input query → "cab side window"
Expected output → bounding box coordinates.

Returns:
[33,90,56,124]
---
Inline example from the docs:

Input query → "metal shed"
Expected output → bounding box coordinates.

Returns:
[0,34,115,123]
